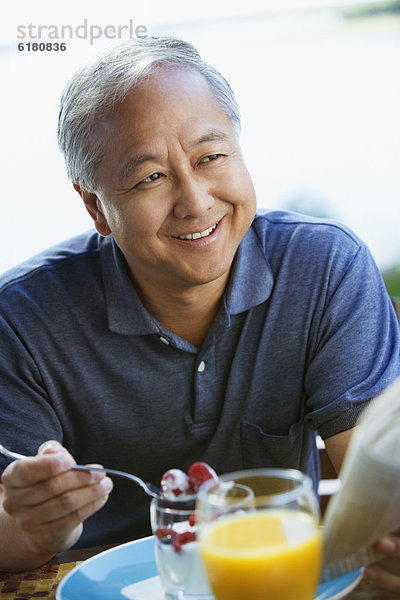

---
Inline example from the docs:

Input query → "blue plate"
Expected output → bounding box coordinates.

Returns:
[56,536,362,600]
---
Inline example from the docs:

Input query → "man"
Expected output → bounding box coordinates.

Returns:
[0,36,399,588]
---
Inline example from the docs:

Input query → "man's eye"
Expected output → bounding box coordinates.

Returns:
[200,154,220,163]
[141,173,163,183]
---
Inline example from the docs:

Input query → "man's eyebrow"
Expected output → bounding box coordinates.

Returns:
[192,130,230,147]
[119,154,156,183]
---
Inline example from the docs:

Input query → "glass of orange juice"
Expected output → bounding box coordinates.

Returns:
[196,468,322,600]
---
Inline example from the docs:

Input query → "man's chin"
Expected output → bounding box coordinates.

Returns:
[172,263,232,290]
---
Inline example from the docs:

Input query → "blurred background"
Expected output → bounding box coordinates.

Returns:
[1,0,400,297]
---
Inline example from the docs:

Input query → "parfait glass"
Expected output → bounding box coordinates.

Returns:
[150,497,214,599]
[196,468,322,600]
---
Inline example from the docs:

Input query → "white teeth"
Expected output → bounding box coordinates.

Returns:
[177,223,217,241]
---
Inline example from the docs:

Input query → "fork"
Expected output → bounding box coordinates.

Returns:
[0,442,162,500]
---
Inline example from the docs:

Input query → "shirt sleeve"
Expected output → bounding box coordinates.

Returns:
[0,314,63,474]
[304,242,400,439]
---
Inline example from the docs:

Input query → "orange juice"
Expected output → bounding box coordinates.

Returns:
[199,509,322,600]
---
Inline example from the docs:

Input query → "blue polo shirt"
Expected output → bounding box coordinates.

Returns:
[0,210,399,548]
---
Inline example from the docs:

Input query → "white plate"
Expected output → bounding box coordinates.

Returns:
[56,536,363,600]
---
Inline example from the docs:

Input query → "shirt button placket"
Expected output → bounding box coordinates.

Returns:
[193,356,214,425]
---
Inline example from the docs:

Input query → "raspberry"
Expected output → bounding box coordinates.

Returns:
[156,462,219,554]
[155,527,175,541]
[155,527,196,553]
[160,468,190,499]
[188,462,218,493]
[172,531,196,553]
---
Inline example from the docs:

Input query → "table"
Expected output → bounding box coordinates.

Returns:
[0,546,110,600]
[0,544,397,600]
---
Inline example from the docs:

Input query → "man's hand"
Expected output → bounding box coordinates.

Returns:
[0,440,113,567]
[365,534,400,593]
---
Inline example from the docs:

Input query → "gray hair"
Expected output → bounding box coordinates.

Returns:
[57,36,241,192]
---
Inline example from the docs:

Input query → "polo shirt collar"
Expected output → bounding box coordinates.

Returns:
[224,223,273,315]
[101,223,273,336]
[101,237,161,336]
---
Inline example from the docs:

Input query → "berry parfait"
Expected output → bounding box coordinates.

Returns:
[150,462,217,599]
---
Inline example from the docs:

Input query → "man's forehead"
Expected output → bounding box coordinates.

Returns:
[121,66,229,122]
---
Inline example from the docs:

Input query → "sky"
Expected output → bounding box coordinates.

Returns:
[1,0,399,272]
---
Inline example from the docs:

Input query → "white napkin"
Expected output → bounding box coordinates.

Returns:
[121,576,165,600]
[121,576,213,600]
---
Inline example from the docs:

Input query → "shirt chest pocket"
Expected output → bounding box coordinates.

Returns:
[240,420,305,470]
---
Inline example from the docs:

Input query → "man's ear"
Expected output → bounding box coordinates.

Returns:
[73,184,112,236]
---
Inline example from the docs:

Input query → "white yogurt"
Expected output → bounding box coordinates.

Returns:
[154,538,212,597]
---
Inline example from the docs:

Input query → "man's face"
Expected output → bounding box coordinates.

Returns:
[84,66,257,295]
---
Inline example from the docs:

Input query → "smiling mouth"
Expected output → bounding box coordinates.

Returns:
[176,222,218,241]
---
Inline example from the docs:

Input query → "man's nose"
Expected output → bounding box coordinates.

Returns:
[173,174,214,220]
